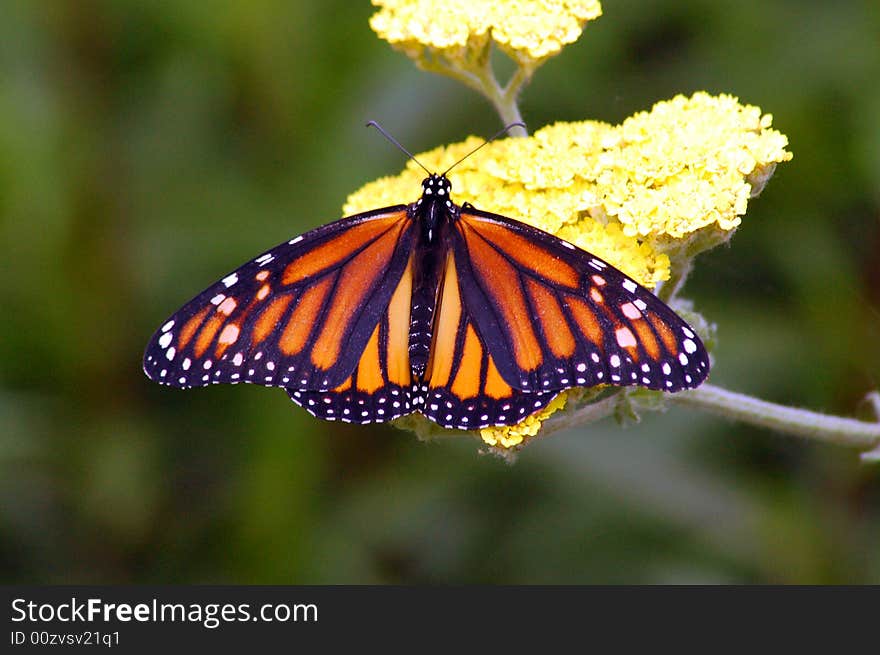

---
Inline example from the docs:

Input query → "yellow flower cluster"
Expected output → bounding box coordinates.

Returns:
[344,92,791,448]
[480,392,568,449]
[370,0,602,64]
[481,93,792,241]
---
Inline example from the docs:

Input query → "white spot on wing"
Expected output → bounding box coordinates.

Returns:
[222,273,238,288]
[158,332,173,349]
[218,297,237,315]
[218,324,240,345]
[620,302,642,320]
[615,326,637,349]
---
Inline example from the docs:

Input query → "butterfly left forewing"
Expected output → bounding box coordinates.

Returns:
[143,207,414,392]
[454,206,710,393]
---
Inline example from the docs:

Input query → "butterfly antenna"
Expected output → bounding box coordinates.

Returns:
[366,121,432,176]
[441,122,526,176]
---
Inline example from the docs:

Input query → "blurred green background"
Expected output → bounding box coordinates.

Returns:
[2,0,879,584]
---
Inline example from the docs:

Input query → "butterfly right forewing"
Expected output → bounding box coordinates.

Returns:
[452,206,710,393]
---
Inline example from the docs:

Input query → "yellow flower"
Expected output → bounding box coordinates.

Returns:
[480,392,568,449]
[345,92,791,448]
[370,0,602,64]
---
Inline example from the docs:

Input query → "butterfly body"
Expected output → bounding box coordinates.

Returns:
[144,172,709,430]
[407,175,456,376]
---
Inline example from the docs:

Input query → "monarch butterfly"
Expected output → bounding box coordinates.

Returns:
[143,127,709,430]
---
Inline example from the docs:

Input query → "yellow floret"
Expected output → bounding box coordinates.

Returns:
[480,392,568,449]
[370,0,602,63]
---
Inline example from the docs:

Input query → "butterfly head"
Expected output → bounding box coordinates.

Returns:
[421,173,452,199]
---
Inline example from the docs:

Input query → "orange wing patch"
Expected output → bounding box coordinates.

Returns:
[563,295,604,352]
[525,278,576,359]
[312,221,408,370]
[355,325,384,393]
[460,218,579,289]
[279,276,333,356]
[647,311,678,354]
[427,253,463,389]
[385,254,414,386]
[458,224,543,372]
[483,353,513,400]
[450,324,482,399]
[252,294,293,346]
[195,314,224,358]
[282,213,406,286]
[178,306,211,350]
[631,319,661,361]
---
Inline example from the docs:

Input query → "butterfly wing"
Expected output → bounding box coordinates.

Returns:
[451,205,710,394]
[421,249,560,430]
[285,251,417,423]
[143,206,415,392]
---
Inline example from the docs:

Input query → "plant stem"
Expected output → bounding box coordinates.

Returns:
[538,392,620,437]
[418,49,530,136]
[482,59,531,135]
[671,384,880,457]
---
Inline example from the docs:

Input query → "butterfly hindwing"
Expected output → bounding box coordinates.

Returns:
[286,253,417,423]
[421,251,560,430]
[453,206,710,393]
[143,207,415,392]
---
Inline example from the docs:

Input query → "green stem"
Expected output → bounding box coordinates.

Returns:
[418,47,530,136]
[656,256,692,303]
[524,383,880,463]
[482,59,531,135]
[672,384,880,459]
[488,90,526,133]
[538,392,621,437]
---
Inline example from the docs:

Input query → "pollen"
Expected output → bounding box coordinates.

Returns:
[480,392,568,449]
